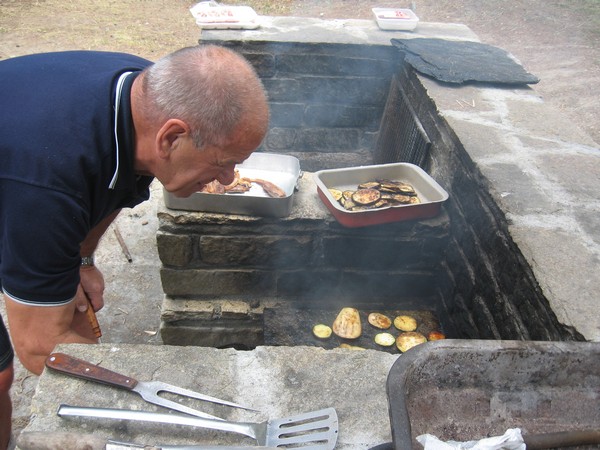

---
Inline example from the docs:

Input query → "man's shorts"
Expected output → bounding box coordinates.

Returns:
[0,314,14,372]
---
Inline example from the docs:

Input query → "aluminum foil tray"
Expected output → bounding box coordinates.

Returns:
[163,152,300,218]
[314,162,448,227]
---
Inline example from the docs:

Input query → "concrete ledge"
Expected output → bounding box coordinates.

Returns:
[201,16,479,45]
[19,343,398,449]
[419,76,600,341]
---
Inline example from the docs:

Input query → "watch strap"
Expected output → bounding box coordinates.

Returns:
[80,256,95,266]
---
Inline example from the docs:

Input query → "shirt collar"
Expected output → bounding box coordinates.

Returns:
[110,71,139,191]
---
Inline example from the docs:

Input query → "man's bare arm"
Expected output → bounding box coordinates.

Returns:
[77,209,120,312]
[80,210,120,257]
[4,295,98,375]
[4,210,122,374]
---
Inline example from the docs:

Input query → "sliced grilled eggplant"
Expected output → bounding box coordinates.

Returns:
[351,189,381,206]
[393,315,417,332]
[358,181,381,190]
[374,332,396,347]
[368,312,392,329]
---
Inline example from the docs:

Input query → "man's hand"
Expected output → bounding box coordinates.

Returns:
[77,265,105,312]
[4,296,98,375]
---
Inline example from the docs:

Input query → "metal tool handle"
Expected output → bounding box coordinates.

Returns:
[46,353,138,390]
[58,405,254,439]
[159,447,279,450]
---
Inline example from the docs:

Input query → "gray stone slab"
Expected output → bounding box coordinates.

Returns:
[200,17,478,46]
[391,38,539,85]
[20,343,398,449]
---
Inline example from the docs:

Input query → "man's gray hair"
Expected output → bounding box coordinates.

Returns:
[142,45,267,149]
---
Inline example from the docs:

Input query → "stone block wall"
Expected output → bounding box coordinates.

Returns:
[158,20,583,346]
[208,40,399,171]
[393,67,581,341]
[157,179,450,346]
[158,178,450,308]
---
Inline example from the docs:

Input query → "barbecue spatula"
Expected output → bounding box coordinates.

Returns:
[46,353,256,420]
[58,404,339,450]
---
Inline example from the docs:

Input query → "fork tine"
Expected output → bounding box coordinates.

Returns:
[137,389,225,420]
[148,380,257,411]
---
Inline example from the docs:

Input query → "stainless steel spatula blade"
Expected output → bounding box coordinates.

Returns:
[265,407,339,449]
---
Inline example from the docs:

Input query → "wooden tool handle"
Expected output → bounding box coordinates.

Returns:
[45,352,138,390]
[524,429,600,449]
[85,300,102,339]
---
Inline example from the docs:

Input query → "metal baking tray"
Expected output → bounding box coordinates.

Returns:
[387,340,600,449]
[163,152,301,218]
[314,162,448,227]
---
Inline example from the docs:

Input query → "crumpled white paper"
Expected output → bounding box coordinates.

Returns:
[417,428,526,450]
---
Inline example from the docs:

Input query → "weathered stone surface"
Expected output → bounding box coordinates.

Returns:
[156,231,193,267]
[160,268,276,297]
[22,343,398,449]
[199,235,314,268]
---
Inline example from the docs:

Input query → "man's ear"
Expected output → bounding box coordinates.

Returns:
[155,119,190,159]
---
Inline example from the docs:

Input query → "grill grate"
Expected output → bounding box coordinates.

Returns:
[374,77,430,168]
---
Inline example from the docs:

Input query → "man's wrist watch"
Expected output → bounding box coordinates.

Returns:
[80,255,95,266]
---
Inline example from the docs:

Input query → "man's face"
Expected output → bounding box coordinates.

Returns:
[159,133,257,198]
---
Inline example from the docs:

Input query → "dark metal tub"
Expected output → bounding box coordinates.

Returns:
[387,340,600,449]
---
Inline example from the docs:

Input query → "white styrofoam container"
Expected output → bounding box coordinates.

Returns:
[372,8,419,31]
[190,1,260,30]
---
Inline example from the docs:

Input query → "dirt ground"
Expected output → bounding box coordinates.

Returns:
[1,0,599,143]
[0,0,599,446]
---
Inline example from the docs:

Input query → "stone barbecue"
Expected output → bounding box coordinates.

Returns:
[156,17,595,349]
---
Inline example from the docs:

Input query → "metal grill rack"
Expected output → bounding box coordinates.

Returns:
[374,76,431,168]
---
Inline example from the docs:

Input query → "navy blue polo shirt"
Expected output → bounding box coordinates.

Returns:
[0,51,154,305]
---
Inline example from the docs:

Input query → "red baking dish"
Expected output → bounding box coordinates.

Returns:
[314,162,448,228]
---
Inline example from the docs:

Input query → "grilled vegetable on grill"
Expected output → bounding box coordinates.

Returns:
[396,331,427,352]
[368,312,392,329]
[394,315,417,332]
[339,343,366,350]
[312,324,333,339]
[332,307,362,339]
[427,330,446,341]
[374,332,396,347]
